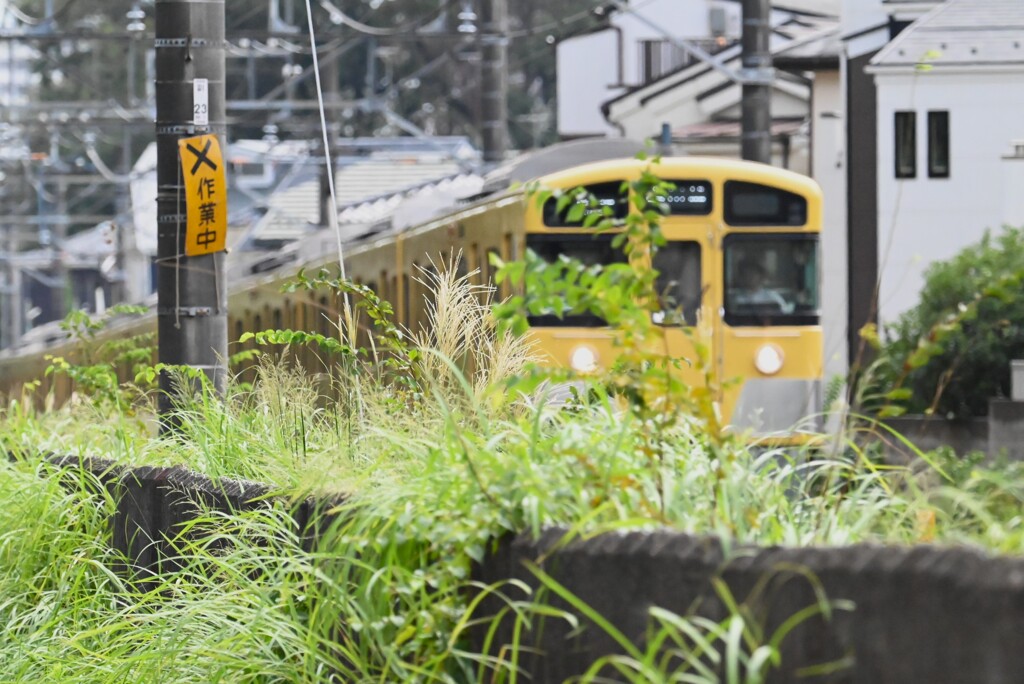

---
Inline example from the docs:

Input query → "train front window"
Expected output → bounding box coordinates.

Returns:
[724,236,819,327]
[526,233,626,327]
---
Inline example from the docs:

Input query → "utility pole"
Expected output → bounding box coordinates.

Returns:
[480,0,508,166]
[740,0,772,164]
[155,0,227,424]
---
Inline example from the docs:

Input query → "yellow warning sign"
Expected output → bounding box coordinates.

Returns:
[178,134,227,256]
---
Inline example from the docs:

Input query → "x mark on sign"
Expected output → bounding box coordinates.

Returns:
[186,139,218,175]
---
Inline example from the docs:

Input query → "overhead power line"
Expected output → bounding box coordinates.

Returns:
[2,0,79,26]
[318,0,453,37]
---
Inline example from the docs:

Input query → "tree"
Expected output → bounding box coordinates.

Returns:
[865,226,1024,419]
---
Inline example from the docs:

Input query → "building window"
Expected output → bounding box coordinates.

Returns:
[928,110,950,178]
[638,40,712,84]
[895,111,916,179]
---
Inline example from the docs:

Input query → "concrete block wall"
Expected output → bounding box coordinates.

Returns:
[22,455,1024,683]
[473,529,1024,683]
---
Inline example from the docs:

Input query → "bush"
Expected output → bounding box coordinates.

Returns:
[867,226,1024,418]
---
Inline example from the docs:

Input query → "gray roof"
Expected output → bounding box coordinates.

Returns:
[872,0,1024,69]
[481,139,652,194]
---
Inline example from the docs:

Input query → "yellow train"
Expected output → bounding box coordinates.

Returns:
[0,156,822,437]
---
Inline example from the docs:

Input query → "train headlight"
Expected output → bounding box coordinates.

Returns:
[754,343,784,376]
[569,345,598,373]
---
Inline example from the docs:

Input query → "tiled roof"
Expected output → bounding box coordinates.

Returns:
[253,157,478,243]
[673,118,805,140]
[872,0,1024,68]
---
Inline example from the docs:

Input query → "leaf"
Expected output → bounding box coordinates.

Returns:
[884,388,913,402]
[877,405,906,418]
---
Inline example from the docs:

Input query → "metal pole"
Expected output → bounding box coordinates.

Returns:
[740,0,772,164]
[480,0,508,166]
[155,0,227,425]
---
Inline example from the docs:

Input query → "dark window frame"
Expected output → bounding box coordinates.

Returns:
[722,233,821,328]
[524,233,627,327]
[927,110,950,179]
[653,240,703,327]
[542,181,629,228]
[895,110,917,179]
[652,179,714,216]
[723,181,808,227]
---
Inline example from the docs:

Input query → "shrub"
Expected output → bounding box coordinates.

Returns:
[866,226,1024,418]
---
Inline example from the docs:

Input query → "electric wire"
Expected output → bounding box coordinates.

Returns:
[318,0,453,37]
[2,0,78,26]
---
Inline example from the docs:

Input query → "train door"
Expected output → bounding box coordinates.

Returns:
[654,234,713,399]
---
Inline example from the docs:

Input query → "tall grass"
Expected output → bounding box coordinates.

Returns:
[4,264,1024,680]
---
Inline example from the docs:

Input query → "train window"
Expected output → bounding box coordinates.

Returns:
[542,181,628,227]
[525,233,627,327]
[272,308,282,330]
[724,181,807,227]
[485,248,500,288]
[402,273,411,328]
[653,242,702,326]
[319,296,330,336]
[650,180,713,216]
[723,234,819,327]
[455,251,468,280]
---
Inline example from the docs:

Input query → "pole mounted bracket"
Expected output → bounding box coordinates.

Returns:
[154,38,225,48]
[737,67,775,86]
[158,306,214,317]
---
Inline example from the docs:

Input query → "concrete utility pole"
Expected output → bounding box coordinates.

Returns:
[480,0,508,166]
[740,0,772,164]
[154,0,227,424]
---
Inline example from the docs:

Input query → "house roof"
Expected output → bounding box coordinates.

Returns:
[243,151,483,248]
[673,118,805,141]
[601,14,837,117]
[773,24,841,70]
[871,0,1024,69]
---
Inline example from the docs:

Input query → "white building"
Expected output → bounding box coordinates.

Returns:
[557,0,840,144]
[868,0,1024,322]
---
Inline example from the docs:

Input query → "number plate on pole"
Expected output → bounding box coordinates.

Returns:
[193,78,209,126]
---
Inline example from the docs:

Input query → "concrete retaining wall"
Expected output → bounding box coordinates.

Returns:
[23,454,1024,683]
[475,529,1024,684]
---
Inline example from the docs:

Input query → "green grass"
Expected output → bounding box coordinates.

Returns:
[4,267,1024,681]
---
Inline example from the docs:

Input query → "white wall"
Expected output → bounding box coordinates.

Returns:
[1002,148,1024,227]
[612,0,739,86]
[557,30,623,137]
[810,70,848,381]
[875,70,1024,323]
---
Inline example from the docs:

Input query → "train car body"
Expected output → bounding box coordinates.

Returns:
[1,156,822,439]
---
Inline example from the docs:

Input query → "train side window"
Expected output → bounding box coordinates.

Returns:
[402,273,412,328]
[486,248,500,290]
[724,181,807,227]
[542,181,628,227]
[455,251,468,280]
[319,296,330,336]
[653,242,702,326]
